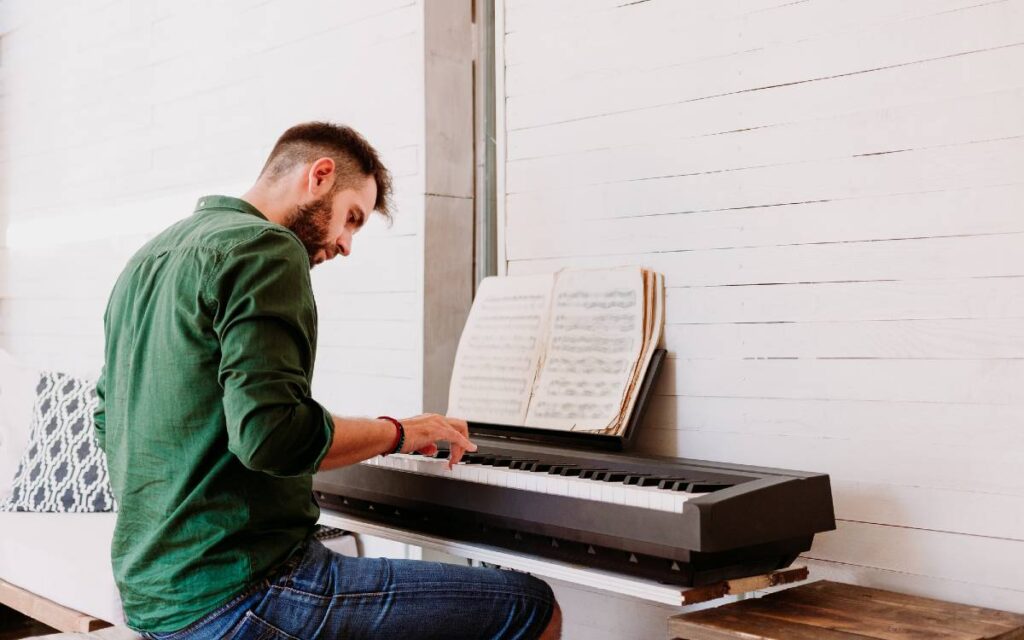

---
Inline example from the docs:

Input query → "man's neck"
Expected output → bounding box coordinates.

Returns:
[240,185,292,227]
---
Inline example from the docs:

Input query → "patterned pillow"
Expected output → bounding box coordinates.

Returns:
[0,371,117,512]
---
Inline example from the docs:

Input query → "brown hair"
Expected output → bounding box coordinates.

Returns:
[259,121,393,223]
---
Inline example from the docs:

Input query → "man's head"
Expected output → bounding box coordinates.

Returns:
[253,122,393,268]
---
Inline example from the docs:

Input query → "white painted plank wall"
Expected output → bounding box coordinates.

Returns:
[500,0,1024,626]
[0,0,425,418]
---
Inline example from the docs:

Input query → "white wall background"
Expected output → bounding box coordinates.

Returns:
[500,0,1024,627]
[0,0,425,419]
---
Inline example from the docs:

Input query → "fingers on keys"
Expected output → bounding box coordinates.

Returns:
[442,416,475,469]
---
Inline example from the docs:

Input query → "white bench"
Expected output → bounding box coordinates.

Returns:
[0,349,130,635]
[0,512,125,631]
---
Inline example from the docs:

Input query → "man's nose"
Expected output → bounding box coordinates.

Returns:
[337,236,351,257]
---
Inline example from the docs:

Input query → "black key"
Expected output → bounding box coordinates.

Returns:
[658,478,708,491]
[597,471,629,483]
[578,468,607,480]
[687,482,733,493]
[524,462,553,473]
[509,459,537,470]
[660,479,716,492]
[493,458,515,467]
[434,450,451,460]
[657,478,688,490]
[461,453,486,464]
[635,477,667,487]
[623,474,649,485]
[479,456,502,466]
[555,466,582,476]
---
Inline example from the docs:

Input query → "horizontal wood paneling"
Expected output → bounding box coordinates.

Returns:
[311,370,421,419]
[665,278,1024,324]
[506,1,1024,127]
[662,319,1024,360]
[502,0,1024,616]
[807,521,1024,593]
[642,396,1024,450]
[315,345,416,378]
[509,185,1024,261]
[829,482,1024,543]
[509,41,1024,162]
[508,90,1024,193]
[652,358,1024,405]
[509,233,1024,286]
[507,138,1024,223]
[505,0,997,90]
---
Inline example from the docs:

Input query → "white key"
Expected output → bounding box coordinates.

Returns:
[362,454,706,514]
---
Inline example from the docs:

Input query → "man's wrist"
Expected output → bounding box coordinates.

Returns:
[378,416,404,455]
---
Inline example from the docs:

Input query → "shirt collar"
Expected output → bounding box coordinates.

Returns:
[194,195,269,221]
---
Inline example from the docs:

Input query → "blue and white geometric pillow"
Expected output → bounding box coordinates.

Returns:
[0,371,117,512]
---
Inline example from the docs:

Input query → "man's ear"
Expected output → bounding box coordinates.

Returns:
[307,157,336,194]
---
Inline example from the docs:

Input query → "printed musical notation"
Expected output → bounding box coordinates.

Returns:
[447,266,663,436]
[447,275,555,425]
[525,268,644,431]
[528,399,620,422]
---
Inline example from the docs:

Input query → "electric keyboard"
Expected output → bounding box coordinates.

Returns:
[312,438,835,586]
[312,351,834,586]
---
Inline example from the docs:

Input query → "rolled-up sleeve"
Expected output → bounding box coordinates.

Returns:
[209,229,334,478]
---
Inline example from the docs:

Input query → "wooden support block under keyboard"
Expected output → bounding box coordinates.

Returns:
[669,580,1024,640]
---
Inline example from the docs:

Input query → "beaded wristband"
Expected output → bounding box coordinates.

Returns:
[378,416,405,455]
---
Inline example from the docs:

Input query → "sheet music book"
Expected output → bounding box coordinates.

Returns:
[448,266,665,436]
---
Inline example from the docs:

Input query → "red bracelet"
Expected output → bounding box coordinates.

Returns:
[378,416,404,456]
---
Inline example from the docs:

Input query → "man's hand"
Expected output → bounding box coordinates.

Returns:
[398,413,476,469]
[318,414,477,472]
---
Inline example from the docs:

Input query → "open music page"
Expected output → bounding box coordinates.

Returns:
[524,267,647,431]
[447,274,555,425]
[604,271,664,434]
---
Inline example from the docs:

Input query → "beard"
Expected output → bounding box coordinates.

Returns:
[285,195,333,268]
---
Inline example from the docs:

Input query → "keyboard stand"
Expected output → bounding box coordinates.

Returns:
[318,508,808,607]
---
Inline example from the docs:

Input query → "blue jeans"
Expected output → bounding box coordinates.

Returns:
[139,535,555,639]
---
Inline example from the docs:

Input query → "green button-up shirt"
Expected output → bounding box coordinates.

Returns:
[94,195,335,632]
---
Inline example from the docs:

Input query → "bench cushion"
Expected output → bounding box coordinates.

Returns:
[0,512,124,625]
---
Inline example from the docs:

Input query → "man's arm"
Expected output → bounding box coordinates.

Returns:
[211,229,476,477]
[211,230,334,478]
[318,413,475,471]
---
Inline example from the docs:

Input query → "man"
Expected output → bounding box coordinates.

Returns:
[94,122,561,639]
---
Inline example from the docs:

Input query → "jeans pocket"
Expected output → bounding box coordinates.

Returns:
[224,611,296,640]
